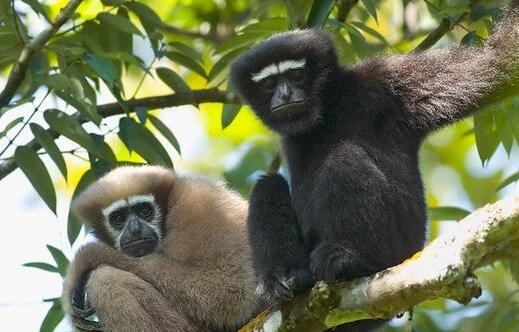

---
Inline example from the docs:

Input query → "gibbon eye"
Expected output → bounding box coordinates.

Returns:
[109,210,127,229]
[137,204,154,219]
[285,68,305,83]
[259,76,277,91]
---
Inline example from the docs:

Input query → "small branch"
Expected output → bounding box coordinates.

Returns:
[412,13,468,53]
[157,23,222,42]
[337,0,359,22]
[0,88,231,181]
[240,194,519,331]
[0,0,84,109]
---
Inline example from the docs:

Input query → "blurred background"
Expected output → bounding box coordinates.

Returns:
[1,0,519,331]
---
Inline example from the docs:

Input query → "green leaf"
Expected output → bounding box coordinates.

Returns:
[169,41,203,63]
[166,51,207,78]
[97,12,142,36]
[44,109,97,153]
[360,0,378,23]
[148,114,182,155]
[118,117,173,167]
[84,53,119,87]
[221,104,241,129]
[46,245,69,277]
[54,90,102,125]
[47,74,71,92]
[155,67,190,93]
[208,47,248,83]
[102,0,125,5]
[23,262,60,274]
[39,300,64,332]
[350,21,388,45]
[307,0,335,28]
[428,206,471,221]
[90,134,117,165]
[20,0,49,21]
[15,146,56,214]
[68,169,97,245]
[498,171,519,190]
[474,108,500,165]
[214,32,266,55]
[30,124,67,180]
[461,31,484,47]
[124,2,162,27]
[0,117,23,138]
[239,18,289,34]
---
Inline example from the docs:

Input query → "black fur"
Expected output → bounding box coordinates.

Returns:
[230,2,519,331]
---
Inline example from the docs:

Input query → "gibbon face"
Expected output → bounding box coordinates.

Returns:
[72,166,176,253]
[230,30,339,135]
[102,194,162,257]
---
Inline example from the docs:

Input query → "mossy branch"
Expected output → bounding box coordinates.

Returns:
[239,194,519,332]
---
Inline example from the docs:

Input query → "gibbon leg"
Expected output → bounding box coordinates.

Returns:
[85,265,208,332]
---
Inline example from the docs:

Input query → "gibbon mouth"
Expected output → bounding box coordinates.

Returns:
[271,100,306,113]
[121,237,158,257]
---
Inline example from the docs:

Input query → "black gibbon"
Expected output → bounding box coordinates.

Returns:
[230,0,519,330]
[63,166,262,332]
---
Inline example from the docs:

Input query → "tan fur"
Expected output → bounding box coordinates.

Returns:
[63,166,262,332]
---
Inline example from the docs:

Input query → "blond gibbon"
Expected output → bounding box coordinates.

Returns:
[62,166,263,332]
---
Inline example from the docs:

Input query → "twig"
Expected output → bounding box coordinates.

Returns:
[337,0,359,22]
[0,88,232,181]
[411,13,469,53]
[0,0,84,109]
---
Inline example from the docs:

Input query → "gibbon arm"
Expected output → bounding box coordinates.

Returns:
[354,0,519,134]
[64,243,254,330]
[248,174,312,300]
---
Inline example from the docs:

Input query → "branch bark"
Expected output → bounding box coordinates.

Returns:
[0,88,230,181]
[239,194,519,332]
[0,0,84,109]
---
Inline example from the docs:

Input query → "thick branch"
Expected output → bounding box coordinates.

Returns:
[240,194,519,332]
[0,88,230,180]
[0,0,84,109]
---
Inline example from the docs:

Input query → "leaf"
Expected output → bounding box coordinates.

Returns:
[155,67,190,93]
[30,124,67,180]
[361,0,378,23]
[15,146,56,214]
[0,117,23,138]
[118,117,173,167]
[169,41,203,63]
[148,114,181,155]
[20,0,49,21]
[474,108,500,165]
[44,109,98,155]
[97,12,142,36]
[101,0,125,5]
[350,21,388,45]
[39,300,64,332]
[239,18,289,34]
[498,171,519,190]
[461,31,484,47]
[166,51,207,78]
[428,206,471,221]
[124,2,162,27]
[68,170,96,245]
[306,0,335,28]
[23,262,60,274]
[54,90,101,125]
[221,104,241,129]
[84,53,119,88]
[46,245,69,277]
[208,47,248,83]
[214,32,266,55]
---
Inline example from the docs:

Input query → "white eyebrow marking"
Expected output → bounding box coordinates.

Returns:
[128,194,155,205]
[278,59,306,73]
[103,199,128,218]
[251,63,278,82]
[251,59,306,82]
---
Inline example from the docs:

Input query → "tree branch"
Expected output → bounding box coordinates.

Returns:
[0,88,231,181]
[412,13,469,53]
[0,0,84,109]
[239,194,519,332]
[337,0,359,23]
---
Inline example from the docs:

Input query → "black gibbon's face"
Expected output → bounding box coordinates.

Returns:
[230,30,339,135]
[102,195,162,257]
[251,59,308,117]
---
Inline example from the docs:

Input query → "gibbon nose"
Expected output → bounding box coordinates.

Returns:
[279,82,292,101]
[127,216,143,237]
